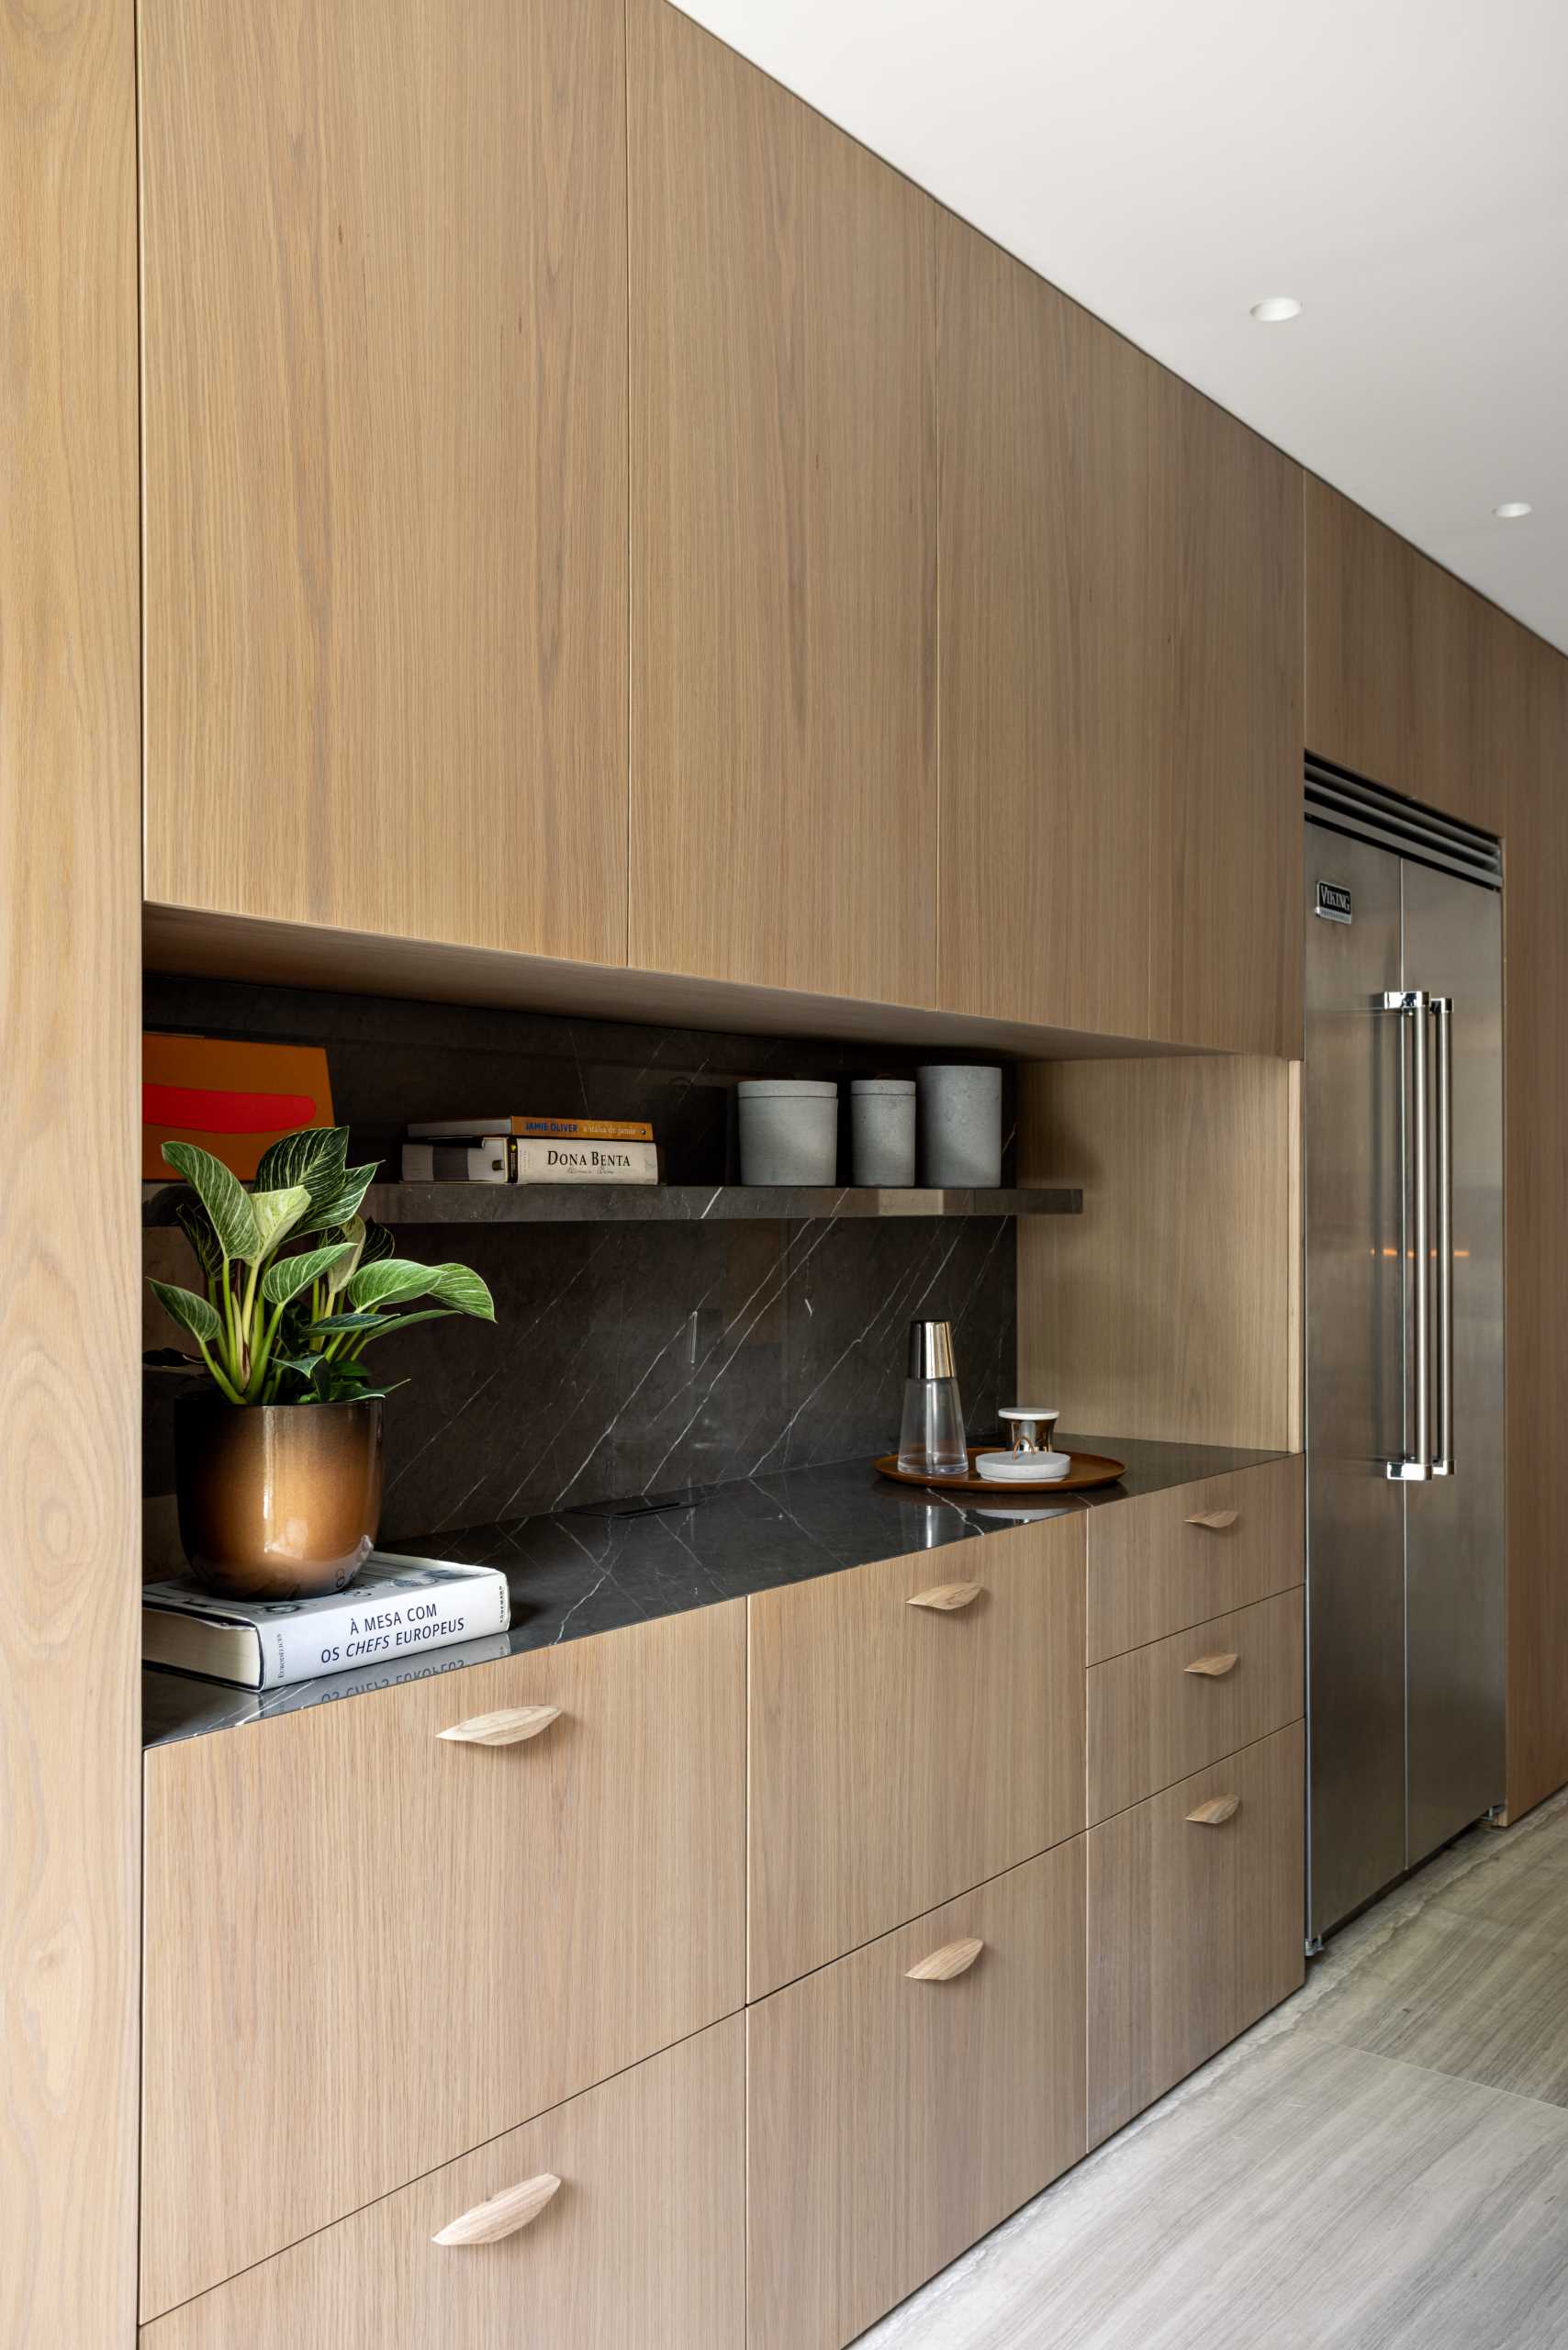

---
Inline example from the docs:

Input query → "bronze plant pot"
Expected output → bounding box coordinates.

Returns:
[174,1396,384,1600]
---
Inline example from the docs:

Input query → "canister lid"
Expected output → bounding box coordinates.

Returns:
[736,1080,838,1098]
[850,1078,915,1096]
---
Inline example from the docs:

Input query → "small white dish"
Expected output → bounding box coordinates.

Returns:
[973,1449,1072,1483]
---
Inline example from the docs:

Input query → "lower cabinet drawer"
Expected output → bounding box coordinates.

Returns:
[1086,1453,1304,1663]
[141,1603,746,2317]
[1087,1720,1305,2148]
[747,1841,1086,2350]
[138,2018,745,2350]
[1087,1586,1305,1824]
[748,1513,1085,1997]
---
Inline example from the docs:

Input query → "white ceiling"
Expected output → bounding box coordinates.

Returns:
[672,0,1568,654]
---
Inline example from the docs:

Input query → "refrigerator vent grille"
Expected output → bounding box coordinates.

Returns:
[1305,759,1502,889]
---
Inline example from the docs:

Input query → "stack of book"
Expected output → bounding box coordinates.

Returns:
[143,1555,512,1690]
[401,1113,659,1187]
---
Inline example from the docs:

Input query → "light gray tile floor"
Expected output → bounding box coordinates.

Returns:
[862,1789,1568,2348]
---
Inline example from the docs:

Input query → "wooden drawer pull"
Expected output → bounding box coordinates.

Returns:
[907,1582,982,1613]
[905,1935,985,1982]
[1186,1795,1241,1826]
[1184,1651,1240,1678]
[1186,1508,1239,1530]
[439,1705,562,1747]
[433,2171,561,2246]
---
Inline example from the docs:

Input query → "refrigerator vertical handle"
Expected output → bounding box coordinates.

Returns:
[1432,996,1454,1476]
[1383,990,1433,1482]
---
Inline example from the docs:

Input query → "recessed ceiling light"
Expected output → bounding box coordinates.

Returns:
[1250,296,1302,323]
[1494,501,1533,520]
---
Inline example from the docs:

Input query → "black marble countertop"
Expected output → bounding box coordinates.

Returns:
[142,1435,1285,1750]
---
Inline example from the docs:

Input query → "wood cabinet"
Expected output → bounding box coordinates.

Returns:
[1086,1454,1304,1666]
[936,221,1153,1039]
[1087,1721,1304,2147]
[747,1842,1085,2350]
[1088,1588,1305,1825]
[2,3,142,2342]
[1304,476,1514,839]
[627,0,938,1005]
[139,0,629,964]
[747,1516,1084,1997]
[140,1606,745,2319]
[1148,375,1304,1056]
[1505,641,1568,1820]
[139,2018,745,2350]
[937,224,1301,1055]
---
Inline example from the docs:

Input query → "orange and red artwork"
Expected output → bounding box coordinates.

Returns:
[143,1034,335,1181]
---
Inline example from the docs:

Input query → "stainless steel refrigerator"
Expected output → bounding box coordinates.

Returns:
[1304,767,1506,1946]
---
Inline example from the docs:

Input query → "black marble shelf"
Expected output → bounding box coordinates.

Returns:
[144,1181,1081,1226]
[142,1437,1286,1750]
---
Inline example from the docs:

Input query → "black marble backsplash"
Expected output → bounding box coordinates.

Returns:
[142,976,1017,1543]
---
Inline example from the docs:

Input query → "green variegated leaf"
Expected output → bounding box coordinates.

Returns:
[150,1279,222,1346]
[174,1195,224,1284]
[344,1257,442,1311]
[260,1239,355,1306]
[311,1307,458,1343]
[253,1125,350,1206]
[295,1162,379,1237]
[426,1263,496,1322]
[359,1221,397,1267]
[323,1214,367,1297]
[162,1141,260,1261]
[246,1184,312,1266]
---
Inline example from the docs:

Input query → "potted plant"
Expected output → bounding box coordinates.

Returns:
[149,1123,495,1600]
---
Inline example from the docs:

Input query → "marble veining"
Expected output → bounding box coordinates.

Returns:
[142,1437,1284,1747]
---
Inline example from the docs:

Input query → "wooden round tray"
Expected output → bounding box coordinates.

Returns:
[873,1447,1126,1494]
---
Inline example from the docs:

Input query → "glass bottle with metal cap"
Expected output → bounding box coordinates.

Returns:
[897,1318,969,1476]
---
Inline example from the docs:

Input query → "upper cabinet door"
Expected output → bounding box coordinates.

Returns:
[1305,476,1511,839]
[628,1,939,1005]
[936,221,1154,1040]
[140,0,629,964]
[1148,376,1305,1058]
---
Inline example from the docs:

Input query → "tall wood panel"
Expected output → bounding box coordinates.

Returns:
[1305,476,1512,839]
[1148,375,1304,1057]
[1017,1058,1301,1452]
[0,0,141,2341]
[140,0,629,965]
[628,0,938,1005]
[1504,640,1568,1819]
[936,220,1153,1039]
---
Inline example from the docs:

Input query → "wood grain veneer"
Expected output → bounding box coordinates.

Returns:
[140,0,629,965]
[1304,475,1518,839]
[140,899,1197,1061]
[1504,637,1568,1820]
[1088,1588,1305,1825]
[746,1515,1084,1998]
[0,1,142,2341]
[1087,1721,1305,2147]
[1084,1457,1304,1667]
[1149,375,1304,1057]
[139,2019,745,2349]
[1017,1058,1302,1451]
[140,1606,746,2318]
[747,1843,1085,2350]
[628,0,938,1005]
[935,216,1153,1040]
